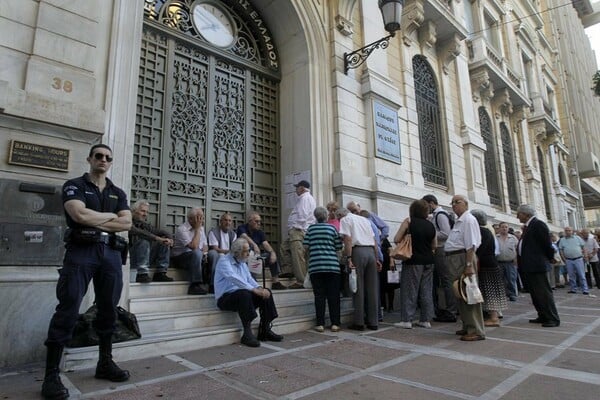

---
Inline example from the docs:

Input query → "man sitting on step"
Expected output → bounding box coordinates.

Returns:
[236,210,287,290]
[129,200,174,283]
[207,212,237,291]
[214,238,283,347]
[171,207,208,295]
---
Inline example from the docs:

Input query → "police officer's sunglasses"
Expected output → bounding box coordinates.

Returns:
[93,153,113,162]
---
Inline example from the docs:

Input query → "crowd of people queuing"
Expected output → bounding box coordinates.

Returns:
[42,146,600,400]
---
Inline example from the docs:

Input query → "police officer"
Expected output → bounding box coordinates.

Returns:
[42,144,132,400]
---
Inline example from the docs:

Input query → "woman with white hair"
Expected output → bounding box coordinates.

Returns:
[471,209,507,327]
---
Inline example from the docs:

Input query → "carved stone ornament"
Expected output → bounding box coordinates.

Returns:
[492,88,513,118]
[335,14,354,36]
[470,68,493,102]
[419,21,437,49]
[402,0,425,46]
[439,34,462,74]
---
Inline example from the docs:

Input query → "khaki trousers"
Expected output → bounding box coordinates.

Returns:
[446,252,485,336]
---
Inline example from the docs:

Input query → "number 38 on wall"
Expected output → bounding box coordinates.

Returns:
[52,77,73,93]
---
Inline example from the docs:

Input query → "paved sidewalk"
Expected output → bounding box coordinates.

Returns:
[2,289,600,399]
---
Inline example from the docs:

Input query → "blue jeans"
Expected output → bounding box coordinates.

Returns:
[130,238,170,274]
[500,261,518,300]
[171,249,204,284]
[566,257,588,293]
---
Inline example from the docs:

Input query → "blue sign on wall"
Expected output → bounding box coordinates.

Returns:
[373,101,401,164]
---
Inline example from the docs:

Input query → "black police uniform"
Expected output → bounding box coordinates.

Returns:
[45,173,129,346]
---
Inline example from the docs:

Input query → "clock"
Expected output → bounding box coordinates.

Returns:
[192,1,236,48]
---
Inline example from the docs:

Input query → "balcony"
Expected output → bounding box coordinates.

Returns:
[577,151,600,178]
[421,0,468,40]
[467,36,529,106]
[528,97,561,140]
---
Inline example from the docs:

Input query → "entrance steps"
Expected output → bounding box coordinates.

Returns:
[63,277,354,370]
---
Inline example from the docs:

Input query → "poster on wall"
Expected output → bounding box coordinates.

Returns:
[284,170,311,209]
[373,101,401,164]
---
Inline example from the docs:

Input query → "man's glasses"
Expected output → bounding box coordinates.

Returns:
[93,153,113,162]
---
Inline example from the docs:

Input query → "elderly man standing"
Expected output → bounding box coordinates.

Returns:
[579,228,600,290]
[444,195,484,341]
[129,200,174,283]
[171,208,208,295]
[215,238,283,347]
[496,222,519,301]
[559,226,589,295]
[517,205,560,326]
[338,208,381,331]
[423,194,457,322]
[281,180,316,289]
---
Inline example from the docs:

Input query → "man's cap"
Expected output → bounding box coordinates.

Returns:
[294,180,310,189]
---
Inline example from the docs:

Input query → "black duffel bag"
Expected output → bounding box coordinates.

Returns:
[67,304,141,348]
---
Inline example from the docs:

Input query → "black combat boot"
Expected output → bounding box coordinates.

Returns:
[41,343,69,400]
[95,334,130,382]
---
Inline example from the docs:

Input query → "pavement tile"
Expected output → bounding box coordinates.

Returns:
[301,375,457,400]
[302,339,409,369]
[380,355,514,396]
[176,342,274,368]
[372,327,453,347]
[484,326,571,345]
[215,353,348,396]
[89,373,254,400]
[571,333,600,351]
[0,367,45,400]
[444,336,548,363]
[548,349,600,374]
[499,373,600,400]
[65,355,189,393]
[263,330,333,350]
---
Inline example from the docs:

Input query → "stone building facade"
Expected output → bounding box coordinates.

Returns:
[0,0,598,367]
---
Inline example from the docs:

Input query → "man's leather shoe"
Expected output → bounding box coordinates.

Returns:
[541,321,560,327]
[367,325,378,331]
[455,329,467,335]
[348,324,365,331]
[152,272,174,282]
[529,318,546,323]
[271,282,287,290]
[187,284,207,295]
[278,272,294,279]
[460,334,485,341]
[288,282,304,289]
[135,273,152,283]
[241,334,260,347]
[257,330,283,342]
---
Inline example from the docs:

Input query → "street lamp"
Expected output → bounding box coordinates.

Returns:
[343,0,404,74]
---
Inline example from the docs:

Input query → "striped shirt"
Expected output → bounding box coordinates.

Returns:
[303,223,343,274]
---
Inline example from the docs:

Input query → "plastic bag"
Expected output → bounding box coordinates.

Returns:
[349,269,357,293]
[464,275,484,305]
[303,272,312,289]
[387,269,400,284]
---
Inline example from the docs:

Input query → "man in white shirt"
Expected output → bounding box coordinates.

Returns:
[579,228,600,290]
[171,207,208,295]
[280,180,316,289]
[496,222,519,301]
[337,208,381,331]
[207,213,237,290]
[444,195,484,341]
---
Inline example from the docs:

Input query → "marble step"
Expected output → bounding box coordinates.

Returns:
[63,311,354,371]
[137,298,353,334]
[129,288,317,314]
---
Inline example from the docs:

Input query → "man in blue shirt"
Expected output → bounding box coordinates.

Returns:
[559,227,589,294]
[214,238,283,347]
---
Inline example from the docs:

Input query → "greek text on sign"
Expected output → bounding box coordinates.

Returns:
[373,101,401,164]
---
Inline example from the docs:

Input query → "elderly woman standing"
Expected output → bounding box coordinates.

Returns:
[394,199,437,329]
[303,207,344,332]
[471,210,507,327]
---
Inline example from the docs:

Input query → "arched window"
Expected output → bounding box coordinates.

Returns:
[479,107,501,206]
[537,147,552,221]
[500,123,519,210]
[413,56,447,186]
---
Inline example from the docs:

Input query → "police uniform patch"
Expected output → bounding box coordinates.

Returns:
[64,185,78,197]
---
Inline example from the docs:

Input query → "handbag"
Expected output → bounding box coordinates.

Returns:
[387,269,400,284]
[391,234,412,261]
[67,304,141,348]
[349,269,358,293]
[464,275,484,305]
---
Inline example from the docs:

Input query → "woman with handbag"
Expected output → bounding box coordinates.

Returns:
[393,199,437,329]
[471,210,507,327]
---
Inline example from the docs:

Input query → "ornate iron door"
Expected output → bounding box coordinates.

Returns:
[132,23,280,239]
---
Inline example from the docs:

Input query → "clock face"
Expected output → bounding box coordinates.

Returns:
[192,2,236,48]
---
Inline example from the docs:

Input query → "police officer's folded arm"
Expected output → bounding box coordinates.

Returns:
[97,210,132,232]
[64,199,121,227]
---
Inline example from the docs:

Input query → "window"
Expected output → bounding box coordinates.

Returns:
[413,56,447,186]
[537,147,552,221]
[479,107,501,206]
[500,123,519,210]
